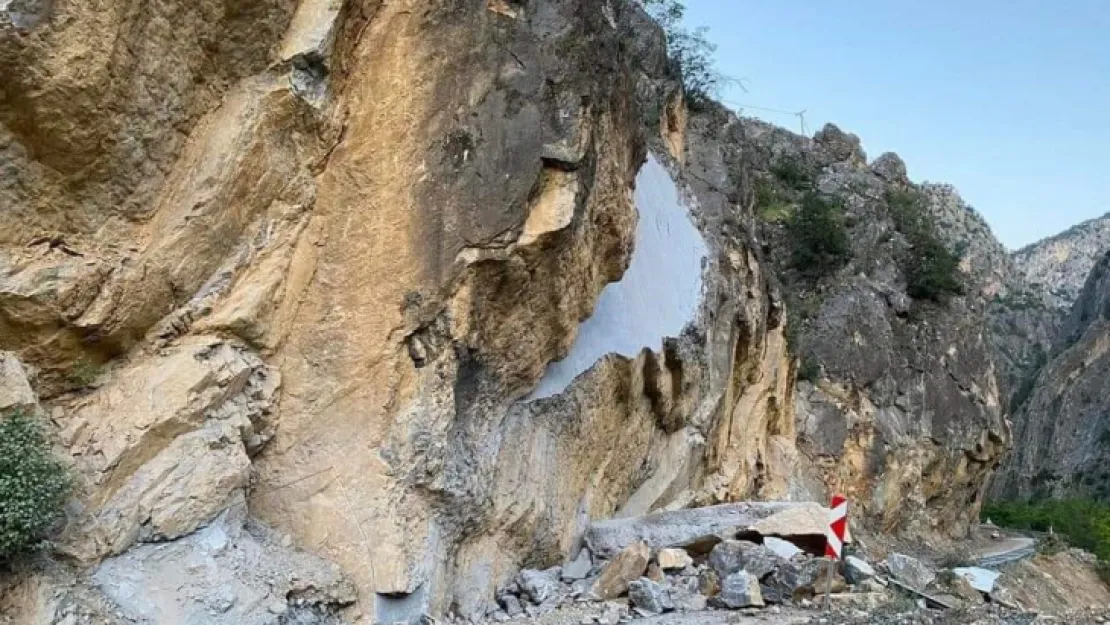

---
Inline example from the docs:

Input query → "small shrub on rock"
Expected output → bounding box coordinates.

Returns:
[886,189,965,303]
[770,159,812,190]
[0,410,70,561]
[787,193,850,278]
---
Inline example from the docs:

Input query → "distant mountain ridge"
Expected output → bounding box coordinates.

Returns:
[1012,212,1110,310]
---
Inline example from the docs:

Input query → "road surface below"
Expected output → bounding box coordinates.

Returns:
[974,533,1036,567]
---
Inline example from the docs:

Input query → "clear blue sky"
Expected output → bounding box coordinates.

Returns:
[682,0,1110,250]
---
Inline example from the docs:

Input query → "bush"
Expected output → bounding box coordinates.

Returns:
[640,0,729,108]
[796,358,821,383]
[770,159,812,190]
[754,178,792,222]
[787,193,850,278]
[67,358,102,388]
[0,410,70,561]
[886,189,965,303]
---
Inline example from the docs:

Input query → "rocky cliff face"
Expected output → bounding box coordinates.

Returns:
[1012,213,1110,311]
[0,1,1024,623]
[985,213,1110,416]
[727,120,1010,538]
[992,251,1110,500]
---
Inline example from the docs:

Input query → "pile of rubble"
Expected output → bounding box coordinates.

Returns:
[464,503,1014,624]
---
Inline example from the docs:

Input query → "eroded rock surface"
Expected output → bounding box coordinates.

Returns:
[725,115,1010,537]
[0,0,1064,622]
[993,252,1110,499]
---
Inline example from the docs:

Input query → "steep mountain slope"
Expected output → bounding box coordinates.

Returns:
[985,214,1110,418]
[0,1,1041,622]
[1013,213,1110,311]
[720,119,1010,536]
[992,251,1110,500]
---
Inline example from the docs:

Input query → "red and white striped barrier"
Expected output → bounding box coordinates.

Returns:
[824,493,848,559]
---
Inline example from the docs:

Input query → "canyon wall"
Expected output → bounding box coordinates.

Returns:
[1,1,1024,622]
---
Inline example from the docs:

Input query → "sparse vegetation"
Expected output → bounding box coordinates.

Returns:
[639,0,731,109]
[796,358,821,384]
[886,189,965,303]
[754,177,792,223]
[770,159,812,190]
[983,499,1110,562]
[787,193,850,278]
[67,358,102,388]
[0,410,70,561]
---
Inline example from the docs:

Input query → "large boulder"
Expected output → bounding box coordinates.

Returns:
[585,502,801,558]
[886,553,936,592]
[593,541,650,600]
[708,540,783,580]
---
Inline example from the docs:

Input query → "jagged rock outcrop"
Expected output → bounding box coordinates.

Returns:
[726,117,1010,537]
[0,0,1029,622]
[56,337,278,561]
[1013,213,1110,311]
[985,212,1110,415]
[992,251,1110,500]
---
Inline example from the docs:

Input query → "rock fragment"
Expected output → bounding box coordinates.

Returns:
[844,555,875,584]
[519,567,561,605]
[763,537,803,560]
[627,577,673,614]
[593,540,649,600]
[711,571,764,609]
[886,553,936,592]
[562,549,593,581]
[0,352,37,412]
[584,503,799,558]
[656,548,693,571]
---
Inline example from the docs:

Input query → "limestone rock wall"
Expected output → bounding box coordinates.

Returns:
[1,1,1021,622]
[992,252,1110,500]
[717,115,1011,538]
[1012,213,1110,312]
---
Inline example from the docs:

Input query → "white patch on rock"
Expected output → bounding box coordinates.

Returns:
[530,154,707,399]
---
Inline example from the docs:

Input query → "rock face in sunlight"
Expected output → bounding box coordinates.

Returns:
[719,115,1011,537]
[993,251,1110,500]
[531,153,707,400]
[0,0,1053,622]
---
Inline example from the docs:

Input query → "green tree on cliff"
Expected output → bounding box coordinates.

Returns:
[640,0,729,108]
